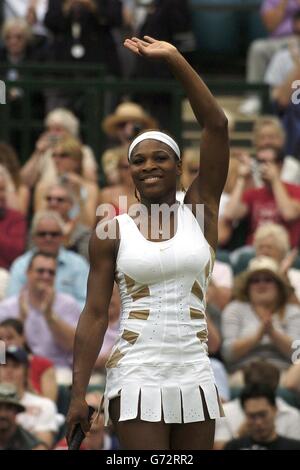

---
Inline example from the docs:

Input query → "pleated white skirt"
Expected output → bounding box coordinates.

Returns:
[103,359,224,425]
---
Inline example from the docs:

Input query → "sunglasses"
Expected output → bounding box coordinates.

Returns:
[52,152,72,159]
[35,231,62,238]
[34,267,56,276]
[249,275,276,285]
[46,196,68,203]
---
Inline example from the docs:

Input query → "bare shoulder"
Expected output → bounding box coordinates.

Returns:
[90,218,120,261]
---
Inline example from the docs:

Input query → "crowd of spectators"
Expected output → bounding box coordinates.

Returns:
[0,0,300,451]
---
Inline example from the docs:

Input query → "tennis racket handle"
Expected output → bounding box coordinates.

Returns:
[68,405,95,450]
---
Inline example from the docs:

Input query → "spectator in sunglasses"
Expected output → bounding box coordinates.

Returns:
[224,146,300,248]
[6,211,89,309]
[221,256,300,381]
[0,252,81,373]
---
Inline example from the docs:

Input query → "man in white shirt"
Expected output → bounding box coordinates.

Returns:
[214,360,300,449]
[0,345,61,448]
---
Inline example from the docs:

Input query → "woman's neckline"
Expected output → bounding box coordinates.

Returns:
[125,201,182,245]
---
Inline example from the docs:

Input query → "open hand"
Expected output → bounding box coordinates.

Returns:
[124,36,177,60]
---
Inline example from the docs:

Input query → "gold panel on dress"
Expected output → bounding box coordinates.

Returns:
[196,330,208,342]
[190,307,205,319]
[106,348,125,368]
[128,309,150,320]
[191,280,203,301]
[124,274,150,301]
[122,329,140,345]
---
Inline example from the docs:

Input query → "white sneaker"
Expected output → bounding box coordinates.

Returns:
[238,95,261,115]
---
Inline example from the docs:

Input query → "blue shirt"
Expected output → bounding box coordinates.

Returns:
[7,248,89,309]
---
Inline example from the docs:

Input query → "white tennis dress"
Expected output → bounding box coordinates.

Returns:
[103,202,224,425]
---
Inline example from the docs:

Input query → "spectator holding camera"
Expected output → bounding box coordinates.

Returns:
[21,108,98,190]
[224,146,300,248]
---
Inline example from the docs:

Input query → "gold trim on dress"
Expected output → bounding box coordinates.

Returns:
[190,307,205,319]
[122,329,140,345]
[106,348,125,368]
[128,309,150,320]
[191,280,203,301]
[197,330,208,342]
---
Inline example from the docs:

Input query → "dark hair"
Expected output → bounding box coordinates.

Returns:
[257,146,285,163]
[27,251,57,271]
[240,384,276,409]
[0,318,32,353]
[243,361,280,391]
[0,318,23,335]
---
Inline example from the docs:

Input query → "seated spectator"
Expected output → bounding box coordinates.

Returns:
[3,0,49,41]
[264,10,300,156]
[0,269,9,301]
[0,346,60,448]
[44,184,91,260]
[21,108,98,188]
[252,116,300,185]
[254,223,300,302]
[222,256,300,375]
[0,383,47,450]
[7,211,89,309]
[0,318,58,402]
[240,0,300,115]
[1,252,81,373]
[0,18,45,97]
[0,142,30,215]
[224,146,300,248]
[224,384,300,450]
[34,137,99,227]
[0,172,26,270]
[214,360,300,449]
[44,0,122,74]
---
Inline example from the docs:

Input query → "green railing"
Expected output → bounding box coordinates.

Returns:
[0,63,270,175]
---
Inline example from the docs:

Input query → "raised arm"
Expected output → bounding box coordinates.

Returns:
[124,36,229,250]
[66,221,117,444]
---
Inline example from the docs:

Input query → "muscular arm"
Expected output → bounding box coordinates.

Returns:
[168,51,229,250]
[261,0,289,33]
[71,226,117,401]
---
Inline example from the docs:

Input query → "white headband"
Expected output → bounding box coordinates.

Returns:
[128,131,181,161]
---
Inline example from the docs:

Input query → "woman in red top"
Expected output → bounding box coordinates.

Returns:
[0,318,58,401]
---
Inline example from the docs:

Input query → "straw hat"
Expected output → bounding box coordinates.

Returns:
[102,102,158,137]
[234,256,293,306]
